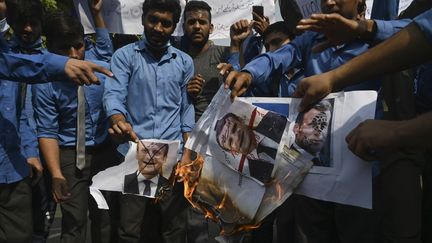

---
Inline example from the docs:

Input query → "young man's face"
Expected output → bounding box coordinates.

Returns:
[12,19,42,45]
[49,37,85,60]
[136,142,167,179]
[263,32,291,52]
[294,108,329,154]
[321,0,360,20]
[183,9,213,47]
[217,115,257,155]
[142,9,175,48]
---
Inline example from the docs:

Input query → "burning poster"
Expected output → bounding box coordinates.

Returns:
[183,88,313,233]
[90,139,179,206]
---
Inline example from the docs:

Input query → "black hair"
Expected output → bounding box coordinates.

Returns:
[184,1,212,23]
[6,0,44,26]
[43,11,84,51]
[214,113,243,150]
[262,21,296,41]
[142,0,181,25]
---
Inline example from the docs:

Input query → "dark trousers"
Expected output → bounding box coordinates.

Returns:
[118,183,189,243]
[0,178,33,243]
[32,171,56,243]
[276,195,296,243]
[422,152,432,243]
[294,195,380,243]
[375,151,423,243]
[88,143,121,243]
[58,148,92,243]
[186,206,219,243]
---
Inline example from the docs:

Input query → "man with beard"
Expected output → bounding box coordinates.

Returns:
[179,1,238,121]
[223,0,396,242]
[103,0,194,242]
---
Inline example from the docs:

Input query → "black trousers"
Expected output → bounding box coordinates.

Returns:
[0,178,33,243]
[118,182,189,243]
[294,194,380,243]
[59,142,120,243]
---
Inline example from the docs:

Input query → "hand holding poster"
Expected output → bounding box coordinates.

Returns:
[183,88,313,233]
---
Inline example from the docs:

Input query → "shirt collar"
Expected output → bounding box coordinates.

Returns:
[134,38,177,62]
[137,172,160,184]
[9,34,43,53]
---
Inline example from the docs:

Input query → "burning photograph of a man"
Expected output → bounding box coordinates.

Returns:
[293,100,333,167]
[123,142,169,197]
[213,108,288,184]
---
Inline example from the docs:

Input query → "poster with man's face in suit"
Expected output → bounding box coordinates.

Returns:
[208,99,291,185]
[90,139,179,199]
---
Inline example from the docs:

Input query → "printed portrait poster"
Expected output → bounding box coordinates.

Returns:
[242,97,336,174]
[242,91,378,209]
[185,90,313,231]
[207,98,291,186]
[90,139,179,208]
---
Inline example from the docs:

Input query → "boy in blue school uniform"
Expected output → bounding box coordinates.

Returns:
[33,12,118,243]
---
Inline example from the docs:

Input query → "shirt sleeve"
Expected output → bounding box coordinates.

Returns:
[180,55,195,133]
[374,18,411,42]
[227,52,241,71]
[413,9,432,43]
[241,34,305,87]
[0,51,68,83]
[32,83,60,139]
[85,28,114,62]
[103,48,131,119]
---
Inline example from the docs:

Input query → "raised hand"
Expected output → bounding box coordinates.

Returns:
[89,0,103,14]
[230,19,253,45]
[187,74,205,98]
[296,13,374,52]
[252,12,269,35]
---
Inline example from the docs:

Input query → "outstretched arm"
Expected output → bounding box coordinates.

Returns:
[294,21,432,111]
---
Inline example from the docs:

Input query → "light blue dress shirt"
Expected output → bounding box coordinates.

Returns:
[85,28,114,63]
[103,40,195,155]
[33,60,109,146]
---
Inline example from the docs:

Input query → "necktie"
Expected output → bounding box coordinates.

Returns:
[143,180,151,196]
[76,86,86,170]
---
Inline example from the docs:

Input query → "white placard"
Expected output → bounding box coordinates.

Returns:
[205,0,275,39]
[365,0,413,19]
[74,0,275,39]
[295,0,321,18]
[73,0,186,35]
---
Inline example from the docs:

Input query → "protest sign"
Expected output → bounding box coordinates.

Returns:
[74,0,275,39]
[365,0,413,19]
[73,0,186,35]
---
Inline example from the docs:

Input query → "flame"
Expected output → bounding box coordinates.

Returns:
[175,155,204,207]
[175,154,263,236]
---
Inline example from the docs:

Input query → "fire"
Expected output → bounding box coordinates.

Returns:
[175,154,204,206]
[175,154,264,236]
